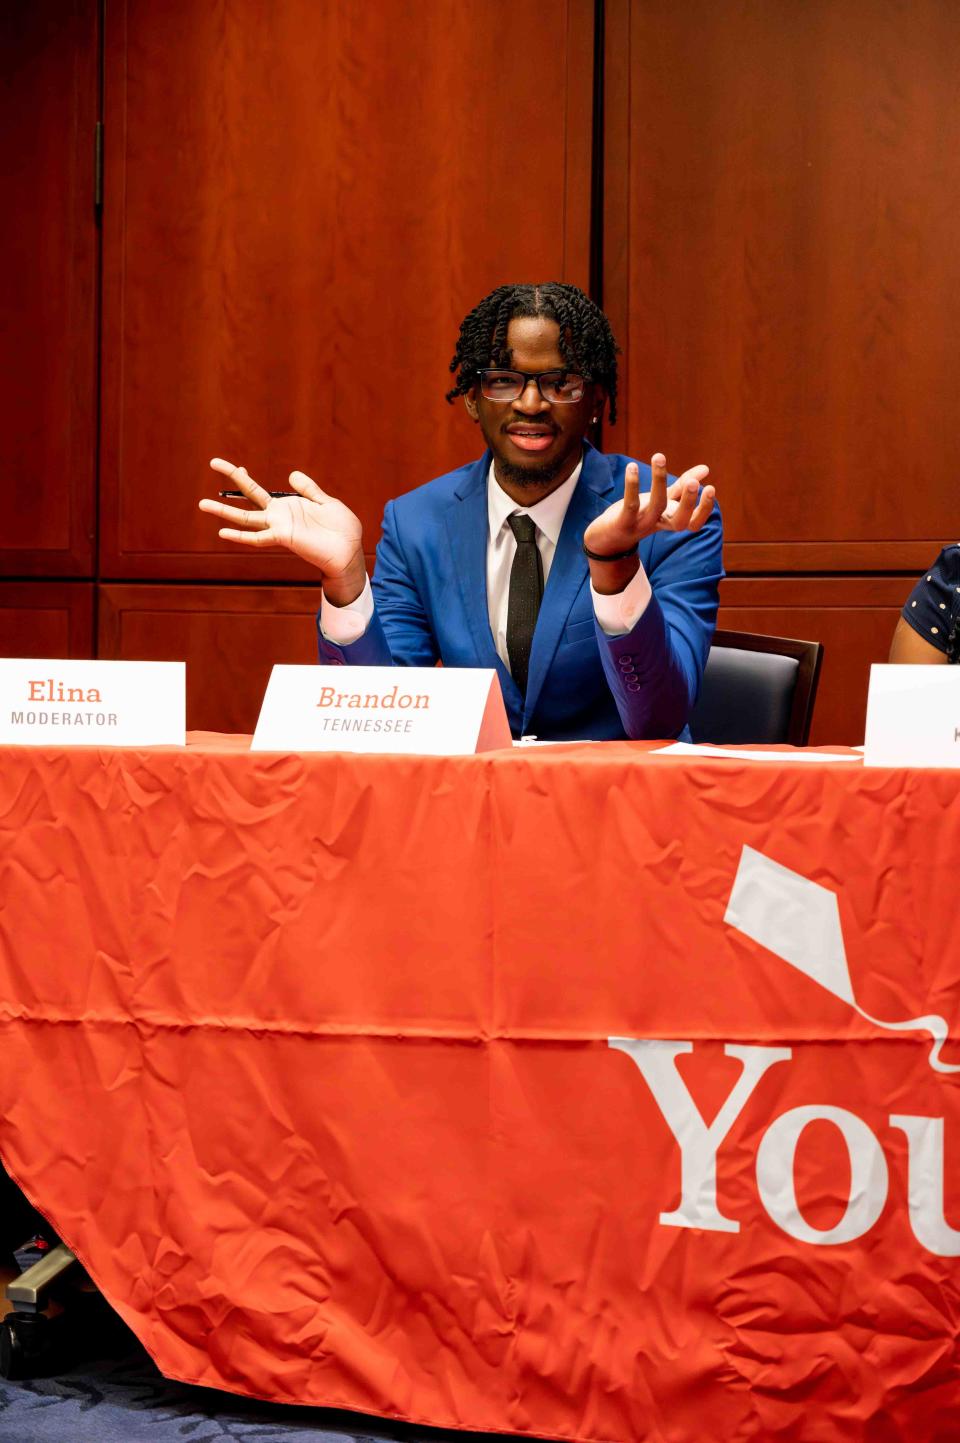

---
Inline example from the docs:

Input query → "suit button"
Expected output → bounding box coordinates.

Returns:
[621,663,635,674]
[626,681,642,692]
[618,655,635,669]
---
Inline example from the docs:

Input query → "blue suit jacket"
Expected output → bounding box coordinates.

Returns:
[317,443,723,740]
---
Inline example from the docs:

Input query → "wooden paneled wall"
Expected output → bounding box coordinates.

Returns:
[4,0,959,740]
[602,0,960,740]
[99,0,594,584]
[0,0,98,582]
[0,0,99,706]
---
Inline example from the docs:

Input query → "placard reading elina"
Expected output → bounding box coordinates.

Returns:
[251,665,512,755]
[0,659,186,747]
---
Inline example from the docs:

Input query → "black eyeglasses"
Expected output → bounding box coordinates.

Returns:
[477,369,586,404]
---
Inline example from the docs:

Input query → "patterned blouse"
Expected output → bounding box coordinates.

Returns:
[901,545,960,662]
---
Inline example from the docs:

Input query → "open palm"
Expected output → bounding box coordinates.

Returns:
[199,458,363,577]
[583,455,715,557]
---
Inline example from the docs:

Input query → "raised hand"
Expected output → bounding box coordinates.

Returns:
[199,459,367,603]
[583,454,716,559]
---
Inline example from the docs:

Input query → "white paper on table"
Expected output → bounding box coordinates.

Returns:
[653,741,859,764]
[513,736,599,747]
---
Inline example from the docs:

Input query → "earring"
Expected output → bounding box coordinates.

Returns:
[591,416,599,424]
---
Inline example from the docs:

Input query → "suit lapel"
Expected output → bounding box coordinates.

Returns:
[445,454,521,713]
[523,446,615,724]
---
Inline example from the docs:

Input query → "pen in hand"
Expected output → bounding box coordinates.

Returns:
[218,490,300,499]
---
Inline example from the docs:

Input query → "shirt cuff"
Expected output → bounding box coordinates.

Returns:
[319,575,374,643]
[591,562,653,637]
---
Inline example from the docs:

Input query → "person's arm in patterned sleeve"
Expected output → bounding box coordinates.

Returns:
[889,545,960,664]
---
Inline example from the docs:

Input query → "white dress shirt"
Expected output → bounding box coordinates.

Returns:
[320,456,653,671]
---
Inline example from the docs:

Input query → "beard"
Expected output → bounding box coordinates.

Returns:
[493,451,570,489]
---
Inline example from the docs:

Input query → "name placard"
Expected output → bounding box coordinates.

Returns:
[0,659,186,748]
[251,665,512,755]
[863,664,960,767]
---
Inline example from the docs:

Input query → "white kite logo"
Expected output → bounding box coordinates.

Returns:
[724,844,960,1074]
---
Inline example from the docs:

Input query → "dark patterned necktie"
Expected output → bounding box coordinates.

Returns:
[506,513,544,696]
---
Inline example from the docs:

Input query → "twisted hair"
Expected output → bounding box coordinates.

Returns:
[446,282,620,424]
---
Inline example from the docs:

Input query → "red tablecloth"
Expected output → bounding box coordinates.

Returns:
[1,736,958,1441]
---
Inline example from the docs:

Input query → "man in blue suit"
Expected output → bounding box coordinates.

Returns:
[201,283,721,740]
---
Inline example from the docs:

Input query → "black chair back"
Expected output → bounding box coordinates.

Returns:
[688,630,824,746]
